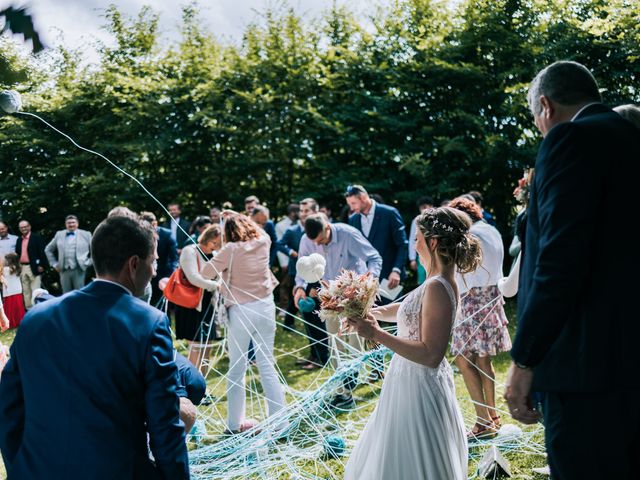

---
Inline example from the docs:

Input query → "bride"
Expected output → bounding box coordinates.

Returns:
[344,206,482,480]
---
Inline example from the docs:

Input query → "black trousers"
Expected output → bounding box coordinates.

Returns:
[302,283,329,365]
[544,390,640,479]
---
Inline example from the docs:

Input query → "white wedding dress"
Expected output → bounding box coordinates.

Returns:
[344,276,468,480]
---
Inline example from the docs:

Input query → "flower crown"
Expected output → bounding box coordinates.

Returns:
[431,218,455,233]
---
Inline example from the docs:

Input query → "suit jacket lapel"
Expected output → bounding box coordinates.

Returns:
[367,211,382,241]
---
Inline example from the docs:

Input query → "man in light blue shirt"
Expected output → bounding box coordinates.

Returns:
[293,213,381,410]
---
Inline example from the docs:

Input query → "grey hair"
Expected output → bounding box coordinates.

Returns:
[614,104,640,130]
[299,197,319,212]
[252,205,270,218]
[527,61,601,116]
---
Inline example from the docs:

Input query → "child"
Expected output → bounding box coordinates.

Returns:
[2,253,26,328]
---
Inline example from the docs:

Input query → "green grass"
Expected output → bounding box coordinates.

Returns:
[0,299,548,479]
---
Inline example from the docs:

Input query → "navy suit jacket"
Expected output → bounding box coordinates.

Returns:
[15,231,49,275]
[156,226,179,281]
[0,280,189,479]
[162,218,191,251]
[349,203,408,280]
[511,104,640,392]
[276,224,304,277]
[263,220,278,267]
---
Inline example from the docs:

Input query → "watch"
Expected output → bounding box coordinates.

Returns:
[514,362,530,370]
[392,267,401,274]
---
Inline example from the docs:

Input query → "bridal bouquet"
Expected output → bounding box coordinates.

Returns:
[318,270,379,332]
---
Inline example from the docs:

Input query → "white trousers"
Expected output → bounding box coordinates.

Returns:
[226,296,287,431]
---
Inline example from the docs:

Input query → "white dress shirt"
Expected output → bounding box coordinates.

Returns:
[360,200,377,238]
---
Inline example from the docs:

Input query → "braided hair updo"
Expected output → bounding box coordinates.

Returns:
[416,207,482,274]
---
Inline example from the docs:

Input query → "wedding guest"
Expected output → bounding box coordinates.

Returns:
[15,220,48,308]
[183,215,213,248]
[345,206,480,480]
[408,196,435,283]
[174,225,222,373]
[278,198,325,367]
[163,202,190,250]
[0,222,17,257]
[243,195,260,216]
[209,207,222,226]
[45,215,92,293]
[346,184,407,297]
[505,61,640,479]
[2,253,25,328]
[202,214,287,435]
[275,204,299,327]
[449,197,510,439]
[0,215,189,479]
[141,211,178,305]
[319,204,334,223]
[467,191,497,227]
[251,205,278,267]
[295,213,382,409]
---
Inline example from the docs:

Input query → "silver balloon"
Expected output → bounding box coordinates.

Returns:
[0,90,22,113]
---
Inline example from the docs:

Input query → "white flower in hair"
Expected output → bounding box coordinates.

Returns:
[297,253,326,283]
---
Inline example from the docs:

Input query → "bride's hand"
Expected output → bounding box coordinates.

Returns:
[347,313,380,340]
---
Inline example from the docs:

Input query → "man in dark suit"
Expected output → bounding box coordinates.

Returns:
[142,211,178,305]
[15,219,49,308]
[251,205,278,267]
[505,61,640,479]
[0,215,189,479]
[346,185,408,299]
[163,202,190,252]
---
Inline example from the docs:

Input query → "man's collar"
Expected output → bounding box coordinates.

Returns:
[22,232,30,239]
[364,200,376,217]
[571,102,603,122]
[93,278,133,296]
[326,224,337,246]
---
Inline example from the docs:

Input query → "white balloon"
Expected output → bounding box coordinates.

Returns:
[0,90,22,113]
[296,253,326,284]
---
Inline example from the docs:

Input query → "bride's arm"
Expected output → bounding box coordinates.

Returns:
[349,282,451,368]
[369,302,402,323]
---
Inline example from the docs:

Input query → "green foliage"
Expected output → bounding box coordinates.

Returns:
[0,0,638,238]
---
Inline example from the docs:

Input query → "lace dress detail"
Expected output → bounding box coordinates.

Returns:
[344,276,467,480]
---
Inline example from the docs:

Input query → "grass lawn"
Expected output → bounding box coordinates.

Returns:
[0,298,548,479]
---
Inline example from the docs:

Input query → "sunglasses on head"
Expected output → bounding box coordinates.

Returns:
[345,185,364,196]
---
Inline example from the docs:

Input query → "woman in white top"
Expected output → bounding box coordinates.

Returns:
[174,225,221,373]
[449,197,511,439]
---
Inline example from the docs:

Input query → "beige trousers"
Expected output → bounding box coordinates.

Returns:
[20,264,41,309]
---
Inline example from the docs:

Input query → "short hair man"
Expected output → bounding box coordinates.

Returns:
[407,196,434,279]
[244,195,260,215]
[345,184,408,298]
[45,215,93,293]
[295,213,382,409]
[141,211,178,305]
[0,215,190,479]
[162,203,190,252]
[251,205,278,267]
[505,61,640,479]
[0,221,17,257]
[15,220,49,308]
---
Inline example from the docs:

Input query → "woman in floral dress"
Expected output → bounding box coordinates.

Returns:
[449,197,511,439]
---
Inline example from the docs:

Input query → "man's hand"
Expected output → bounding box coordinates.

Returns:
[504,363,541,425]
[54,263,61,273]
[37,266,44,273]
[290,250,298,258]
[409,260,417,271]
[387,271,401,289]
[346,313,381,340]
[293,287,306,309]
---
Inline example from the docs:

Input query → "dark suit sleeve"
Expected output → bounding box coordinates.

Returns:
[511,124,601,367]
[389,208,408,274]
[168,235,179,272]
[0,337,25,472]
[265,222,278,266]
[144,316,190,479]
[276,229,293,256]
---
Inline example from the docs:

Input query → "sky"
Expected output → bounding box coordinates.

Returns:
[5,0,382,60]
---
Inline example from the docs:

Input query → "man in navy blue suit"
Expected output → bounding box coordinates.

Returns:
[0,215,190,479]
[505,61,640,479]
[141,211,178,306]
[346,185,408,299]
